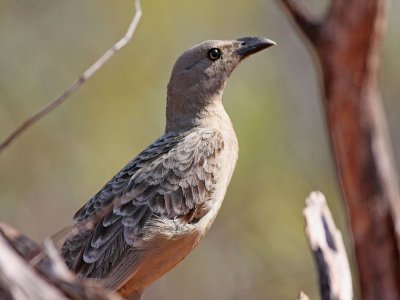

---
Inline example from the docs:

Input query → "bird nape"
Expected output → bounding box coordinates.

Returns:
[60,37,275,300]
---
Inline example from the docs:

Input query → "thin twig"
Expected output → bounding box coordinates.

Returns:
[280,0,320,42]
[0,0,142,153]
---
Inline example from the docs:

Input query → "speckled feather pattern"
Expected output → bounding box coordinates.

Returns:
[61,127,225,279]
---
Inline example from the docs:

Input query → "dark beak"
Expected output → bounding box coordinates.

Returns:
[235,37,276,59]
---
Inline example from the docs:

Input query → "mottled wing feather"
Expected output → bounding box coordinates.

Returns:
[73,132,183,222]
[61,128,224,280]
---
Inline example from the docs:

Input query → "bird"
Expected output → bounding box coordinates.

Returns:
[60,37,275,300]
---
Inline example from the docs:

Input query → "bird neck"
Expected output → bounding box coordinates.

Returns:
[165,91,230,133]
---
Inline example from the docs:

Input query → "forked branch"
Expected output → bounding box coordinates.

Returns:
[280,0,321,42]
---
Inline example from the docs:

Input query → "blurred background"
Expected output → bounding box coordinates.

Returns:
[0,0,399,299]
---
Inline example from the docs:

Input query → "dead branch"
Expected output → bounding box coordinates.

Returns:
[0,235,68,300]
[304,191,352,300]
[280,0,400,298]
[0,0,142,153]
[0,222,39,260]
[297,291,310,300]
[0,223,121,300]
[38,240,122,300]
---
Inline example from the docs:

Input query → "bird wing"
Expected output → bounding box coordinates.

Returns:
[61,128,224,280]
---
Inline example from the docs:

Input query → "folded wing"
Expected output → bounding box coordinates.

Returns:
[61,128,224,281]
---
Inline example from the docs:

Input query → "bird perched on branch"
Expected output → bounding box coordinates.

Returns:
[60,37,275,300]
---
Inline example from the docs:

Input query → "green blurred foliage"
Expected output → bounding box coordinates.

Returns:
[0,0,399,299]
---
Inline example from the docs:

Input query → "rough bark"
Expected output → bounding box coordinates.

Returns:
[280,0,400,299]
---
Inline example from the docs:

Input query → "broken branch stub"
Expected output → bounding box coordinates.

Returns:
[303,191,353,300]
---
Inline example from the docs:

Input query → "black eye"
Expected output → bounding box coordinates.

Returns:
[207,48,221,61]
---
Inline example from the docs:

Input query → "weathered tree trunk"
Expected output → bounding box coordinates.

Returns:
[280,0,400,299]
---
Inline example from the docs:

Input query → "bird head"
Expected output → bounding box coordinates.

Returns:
[166,37,275,131]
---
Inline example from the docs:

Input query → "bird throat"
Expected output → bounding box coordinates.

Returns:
[165,91,225,133]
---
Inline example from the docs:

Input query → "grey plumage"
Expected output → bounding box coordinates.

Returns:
[60,37,275,299]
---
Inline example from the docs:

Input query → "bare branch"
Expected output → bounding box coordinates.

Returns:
[0,222,39,260]
[0,223,122,299]
[0,0,143,153]
[0,234,68,300]
[280,0,320,42]
[38,240,122,300]
[303,191,353,300]
[297,290,310,300]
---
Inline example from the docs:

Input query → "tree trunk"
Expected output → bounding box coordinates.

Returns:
[280,0,400,299]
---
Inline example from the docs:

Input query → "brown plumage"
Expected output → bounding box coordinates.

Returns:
[60,37,275,299]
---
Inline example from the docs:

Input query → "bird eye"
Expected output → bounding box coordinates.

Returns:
[207,48,221,61]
